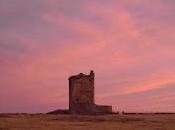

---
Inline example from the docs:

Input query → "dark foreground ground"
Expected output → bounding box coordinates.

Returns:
[0,114,175,130]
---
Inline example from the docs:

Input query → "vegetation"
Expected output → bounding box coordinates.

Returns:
[0,114,175,130]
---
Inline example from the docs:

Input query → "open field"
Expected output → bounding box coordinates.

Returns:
[0,114,175,130]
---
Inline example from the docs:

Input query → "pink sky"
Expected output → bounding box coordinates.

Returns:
[0,0,175,113]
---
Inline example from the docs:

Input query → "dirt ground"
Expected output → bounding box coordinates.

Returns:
[0,114,175,130]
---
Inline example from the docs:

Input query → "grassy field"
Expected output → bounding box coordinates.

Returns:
[0,114,175,130]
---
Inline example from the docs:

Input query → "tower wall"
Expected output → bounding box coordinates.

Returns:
[69,71,94,114]
[69,71,112,115]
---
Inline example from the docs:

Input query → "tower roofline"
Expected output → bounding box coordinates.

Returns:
[69,71,94,80]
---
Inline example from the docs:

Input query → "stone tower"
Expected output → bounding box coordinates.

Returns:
[69,71,112,115]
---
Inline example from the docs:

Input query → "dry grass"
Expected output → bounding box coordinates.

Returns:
[0,114,175,130]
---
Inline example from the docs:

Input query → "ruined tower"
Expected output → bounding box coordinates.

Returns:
[69,71,112,115]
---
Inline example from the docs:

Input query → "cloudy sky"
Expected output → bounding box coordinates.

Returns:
[0,0,175,113]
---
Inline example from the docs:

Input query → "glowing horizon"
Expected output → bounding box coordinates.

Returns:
[0,0,175,113]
